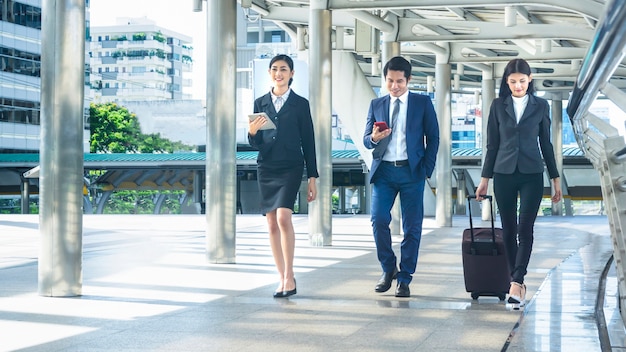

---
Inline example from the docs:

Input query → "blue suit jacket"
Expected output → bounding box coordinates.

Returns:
[362,92,440,183]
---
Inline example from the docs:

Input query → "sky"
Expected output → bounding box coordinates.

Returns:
[89,0,207,100]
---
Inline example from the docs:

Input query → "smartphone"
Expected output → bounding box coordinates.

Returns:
[374,121,389,131]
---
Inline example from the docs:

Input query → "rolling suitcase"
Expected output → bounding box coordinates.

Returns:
[462,195,510,300]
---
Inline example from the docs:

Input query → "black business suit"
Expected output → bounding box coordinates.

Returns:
[481,93,559,283]
[248,90,318,214]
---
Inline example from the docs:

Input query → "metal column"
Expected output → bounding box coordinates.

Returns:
[551,97,564,216]
[435,62,452,227]
[308,0,332,246]
[204,0,236,262]
[480,69,495,220]
[20,176,30,214]
[381,24,401,236]
[39,0,85,296]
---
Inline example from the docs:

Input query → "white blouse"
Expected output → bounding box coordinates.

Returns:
[512,94,529,123]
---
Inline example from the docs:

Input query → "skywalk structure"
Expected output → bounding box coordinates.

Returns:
[36,0,626,328]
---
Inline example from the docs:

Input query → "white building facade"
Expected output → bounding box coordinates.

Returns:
[88,17,193,103]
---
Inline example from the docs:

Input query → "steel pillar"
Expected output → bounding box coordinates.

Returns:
[204,0,237,262]
[39,0,85,297]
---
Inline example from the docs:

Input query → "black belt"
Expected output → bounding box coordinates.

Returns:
[382,160,408,167]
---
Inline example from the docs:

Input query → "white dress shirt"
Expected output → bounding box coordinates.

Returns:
[512,94,529,123]
[383,90,409,162]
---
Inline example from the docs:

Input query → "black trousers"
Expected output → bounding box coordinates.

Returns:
[493,171,544,284]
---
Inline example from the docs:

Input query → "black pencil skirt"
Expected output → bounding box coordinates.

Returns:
[257,162,304,214]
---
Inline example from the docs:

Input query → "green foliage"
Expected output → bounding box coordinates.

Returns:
[89,103,141,153]
[132,32,147,41]
[138,133,172,153]
[153,31,166,43]
[88,103,194,154]
[0,198,38,214]
[102,190,184,214]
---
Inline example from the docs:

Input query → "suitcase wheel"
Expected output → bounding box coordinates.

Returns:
[470,292,507,300]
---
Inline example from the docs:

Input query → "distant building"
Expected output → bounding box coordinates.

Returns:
[0,0,92,153]
[122,100,206,146]
[0,0,43,152]
[88,17,193,103]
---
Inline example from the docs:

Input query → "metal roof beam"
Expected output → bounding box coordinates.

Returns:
[398,20,593,43]
[328,0,602,20]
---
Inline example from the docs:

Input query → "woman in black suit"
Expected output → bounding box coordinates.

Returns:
[475,58,562,307]
[248,54,318,298]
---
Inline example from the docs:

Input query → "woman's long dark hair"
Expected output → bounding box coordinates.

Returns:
[269,54,294,87]
[498,58,535,98]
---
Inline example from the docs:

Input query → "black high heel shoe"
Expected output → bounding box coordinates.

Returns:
[282,279,297,298]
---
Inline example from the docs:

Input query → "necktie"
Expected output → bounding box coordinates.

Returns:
[391,98,400,130]
[275,96,284,112]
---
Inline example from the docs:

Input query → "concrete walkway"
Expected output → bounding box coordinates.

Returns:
[0,214,620,351]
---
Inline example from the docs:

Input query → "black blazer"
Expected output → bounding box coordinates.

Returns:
[481,94,559,179]
[248,90,319,178]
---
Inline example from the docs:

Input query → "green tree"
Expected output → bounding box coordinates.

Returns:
[89,103,141,153]
[138,133,173,153]
[89,103,194,153]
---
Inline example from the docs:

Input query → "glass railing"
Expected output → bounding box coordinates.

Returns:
[566,0,626,337]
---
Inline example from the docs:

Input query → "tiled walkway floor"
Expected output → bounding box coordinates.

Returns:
[0,214,620,351]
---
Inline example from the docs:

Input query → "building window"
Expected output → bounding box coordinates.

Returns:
[271,32,282,42]
[0,98,40,125]
[0,46,41,77]
[5,1,42,30]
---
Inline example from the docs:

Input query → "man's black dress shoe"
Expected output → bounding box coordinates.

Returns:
[395,282,410,297]
[375,268,398,292]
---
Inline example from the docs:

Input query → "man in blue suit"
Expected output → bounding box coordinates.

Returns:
[363,56,440,297]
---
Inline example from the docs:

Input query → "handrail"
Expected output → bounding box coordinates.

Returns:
[566,0,626,122]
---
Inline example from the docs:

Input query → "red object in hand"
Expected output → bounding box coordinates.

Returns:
[374,121,389,131]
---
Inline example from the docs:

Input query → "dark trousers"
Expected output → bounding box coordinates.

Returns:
[370,163,425,284]
[493,171,544,284]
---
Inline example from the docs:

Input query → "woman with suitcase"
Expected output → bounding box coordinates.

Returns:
[475,58,562,307]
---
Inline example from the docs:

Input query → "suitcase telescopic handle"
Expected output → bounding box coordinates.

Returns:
[466,195,497,245]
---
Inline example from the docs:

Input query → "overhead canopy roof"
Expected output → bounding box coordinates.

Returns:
[244,0,624,93]
[0,148,593,196]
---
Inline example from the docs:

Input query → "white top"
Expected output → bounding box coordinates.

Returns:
[383,91,409,162]
[512,94,529,123]
[271,88,291,112]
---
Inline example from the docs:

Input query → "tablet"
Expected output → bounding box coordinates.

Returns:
[248,112,276,130]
